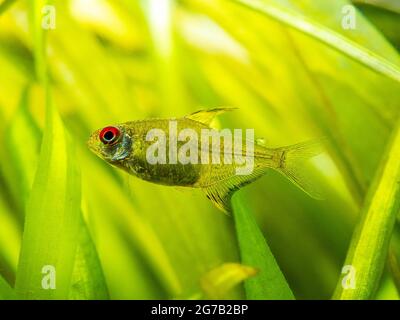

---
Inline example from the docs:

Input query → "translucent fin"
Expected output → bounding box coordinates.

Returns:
[274,140,324,199]
[203,168,266,214]
[185,107,237,126]
[255,137,266,146]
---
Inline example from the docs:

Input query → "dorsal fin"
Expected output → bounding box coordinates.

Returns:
[255,137,266,146]
[185,107,237,126]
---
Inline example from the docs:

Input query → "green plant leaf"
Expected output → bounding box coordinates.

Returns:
[231,0,400,83]
[80,147,186,299]
[14,98,81,299]
[355,2,400,51]
[232,193,294,299]
[0,274,15,300]
[388,223,400,293]
[333,121,400,299]
[2,87,41,215]
[353,0,400,14]
[0,0,17,16]
[69,218,109,300]
[2,0,400,300]
[0,188,21,282]
[14,0,84,299]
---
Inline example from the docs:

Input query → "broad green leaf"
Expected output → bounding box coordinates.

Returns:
[232,193,294,299]
[15,97,81,299]
[333,122,400,299]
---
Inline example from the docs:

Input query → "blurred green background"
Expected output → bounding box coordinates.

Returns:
[0,0,399,300]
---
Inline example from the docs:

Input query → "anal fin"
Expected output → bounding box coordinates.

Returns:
[204,184,234,214]
[203,168,266,214]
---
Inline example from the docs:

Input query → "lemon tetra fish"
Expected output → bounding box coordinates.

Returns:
[87,108,322,213]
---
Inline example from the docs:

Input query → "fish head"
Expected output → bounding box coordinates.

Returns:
[87,124,132,164]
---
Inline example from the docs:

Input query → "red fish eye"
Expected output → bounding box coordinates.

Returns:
[99,126,120,145]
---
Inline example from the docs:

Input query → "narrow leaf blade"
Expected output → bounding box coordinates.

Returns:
[232,193,294,299]
[0,274,15,300]
[232,0,400,83]
[333,122,400,299]
[69,219,109,300]
[15,100,81,299]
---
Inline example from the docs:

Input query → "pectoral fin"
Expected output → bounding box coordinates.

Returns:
[185,107,237,126]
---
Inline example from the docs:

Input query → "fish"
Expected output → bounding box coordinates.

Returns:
[87,108,322,213]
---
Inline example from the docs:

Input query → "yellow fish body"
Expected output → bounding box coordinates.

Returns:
[87,108,321,212]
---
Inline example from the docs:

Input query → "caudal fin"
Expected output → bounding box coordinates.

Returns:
[274,140,324,199]
[203,139,324,214]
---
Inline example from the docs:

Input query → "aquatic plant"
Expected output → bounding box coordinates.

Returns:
[0,0,399,300]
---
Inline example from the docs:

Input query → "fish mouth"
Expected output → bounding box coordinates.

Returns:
[87,130,103,155]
